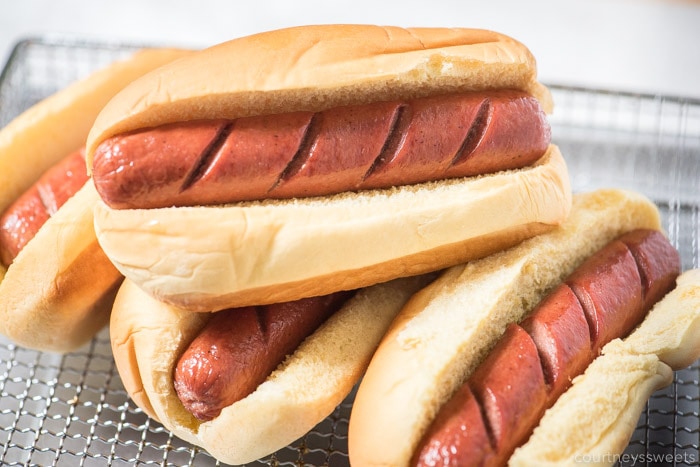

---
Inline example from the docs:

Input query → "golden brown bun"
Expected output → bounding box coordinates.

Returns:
[109,274,434,465]
[94,145,571,312]
[510,268,700,466]
[348,189,665,467]
[0,48,192,353]
[85,25,551,165]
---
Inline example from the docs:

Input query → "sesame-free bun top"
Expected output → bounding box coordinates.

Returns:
[86,24,552,167]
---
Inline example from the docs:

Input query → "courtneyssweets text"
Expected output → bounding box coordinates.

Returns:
[574,452,697,465]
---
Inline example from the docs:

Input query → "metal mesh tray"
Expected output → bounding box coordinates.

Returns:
[0,37,698,466]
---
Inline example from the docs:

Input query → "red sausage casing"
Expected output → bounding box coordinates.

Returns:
[565,239,644,350]
[520,285,592,399]
[91,90,550,209]
[0,149,88,267]
[173,291,353,421]
[467,324,549,465]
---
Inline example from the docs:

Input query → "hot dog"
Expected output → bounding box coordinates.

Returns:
[411,228,678,466]
[0,149,88,266]
[348,189,700,466]
[511,269,700,465]
[173,290,354,421]
[108,273,434,465]
[0,48,191,352]
[91,90,550,209]
[85,25,571,312]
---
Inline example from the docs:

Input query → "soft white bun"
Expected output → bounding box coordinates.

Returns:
[621,268,700,370]
[86,24,552,164]
[94,145,571,312]
[510,268,700,466]
[109,274,434,465]
[348,189,665,467]
[511,348,672,467]
[0,184,119,351]
[0,48,192,352]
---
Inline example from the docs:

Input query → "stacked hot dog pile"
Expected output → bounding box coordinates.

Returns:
[0,24,697,466]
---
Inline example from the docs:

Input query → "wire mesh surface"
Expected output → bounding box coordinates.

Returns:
[0,37,698,466]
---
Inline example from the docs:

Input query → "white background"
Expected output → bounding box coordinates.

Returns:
[1,0,699,99]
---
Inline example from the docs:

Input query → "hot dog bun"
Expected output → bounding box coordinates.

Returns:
[85,25,569,313]
[510,268,700,466]
[0,48,192,352]
[85,25,552,159]
[109,274,433,465]
[348,188,685,466]
[94,144,570,312]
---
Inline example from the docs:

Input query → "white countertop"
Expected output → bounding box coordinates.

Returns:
[1,0,699,99]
